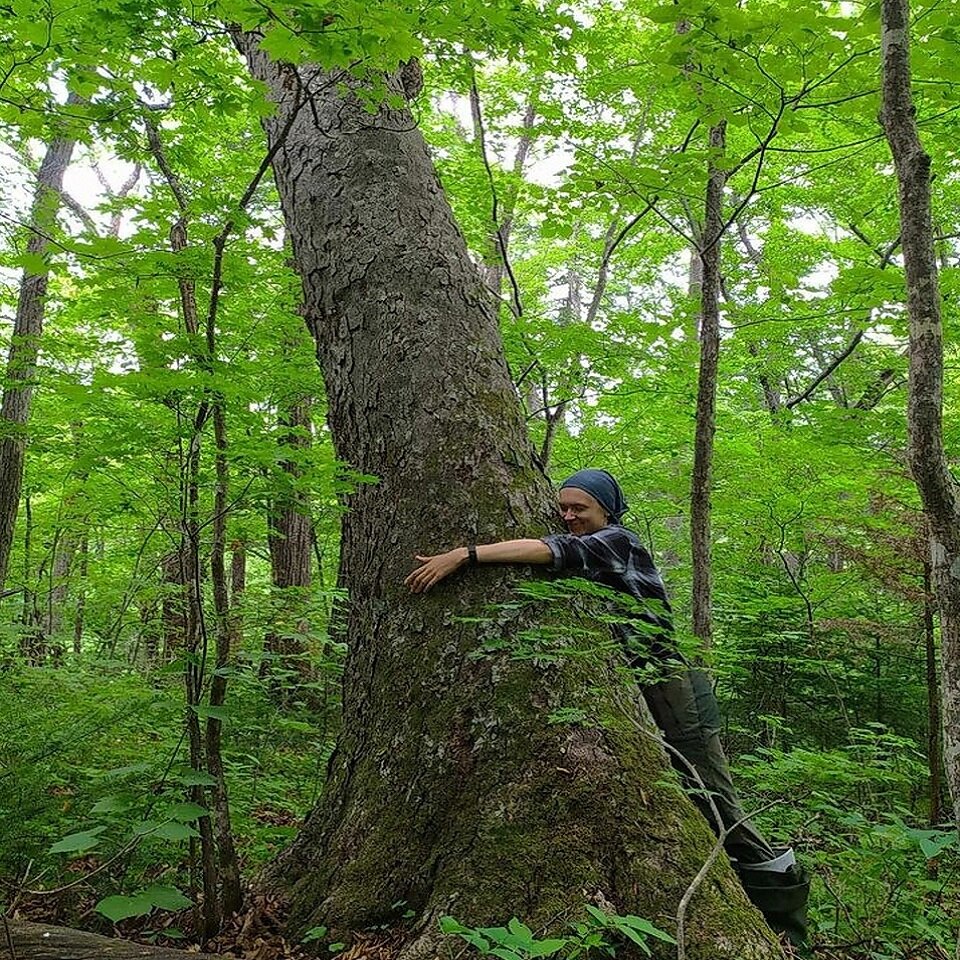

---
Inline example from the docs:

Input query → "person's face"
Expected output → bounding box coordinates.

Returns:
[559,487,609,536]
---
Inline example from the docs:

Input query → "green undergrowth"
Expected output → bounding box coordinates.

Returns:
[439,908,676,960]
[734,726,958,959]
[0,655,333,922]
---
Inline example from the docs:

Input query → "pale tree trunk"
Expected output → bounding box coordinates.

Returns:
[44,528,75,640]
[690,122,727,649]
[880,0,960,830]
[923,559,944,825]
[0,94,81,592]
[236,35,781,959]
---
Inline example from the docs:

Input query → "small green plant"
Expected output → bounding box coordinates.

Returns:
[439,905,676,960]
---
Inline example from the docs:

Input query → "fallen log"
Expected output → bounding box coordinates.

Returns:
[2,918,219,959]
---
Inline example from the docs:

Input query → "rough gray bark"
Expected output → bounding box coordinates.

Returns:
[880,0,960,829]
[236,35,781,959]
[690,122,727,649]
[0,96,81,592]
[2,920,218,960]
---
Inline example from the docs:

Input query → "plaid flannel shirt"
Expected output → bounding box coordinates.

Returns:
[541,525,675,664]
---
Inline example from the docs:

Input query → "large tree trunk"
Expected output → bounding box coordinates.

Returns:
[236,36,781,959]
[880,0,960,829]
[0,95,81,592]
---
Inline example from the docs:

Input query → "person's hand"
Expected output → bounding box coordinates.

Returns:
[405,548,468,593]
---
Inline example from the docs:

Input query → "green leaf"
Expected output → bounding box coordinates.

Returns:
[96,891,155,923]
[97,762,152,780]
[259,24,305,62]
[191,704,230,721]
[143,885,193,911]
[154,821,199,840]
[646,5,684,23]
[302,925,328,943]
[525,939,568,957]
[49,826,107,854]
[17,251,50,274]
[169,768,218,787]
[166,802,208,822]
[91,796,132,815]
[19,19,48,44]
[919,831,957,859]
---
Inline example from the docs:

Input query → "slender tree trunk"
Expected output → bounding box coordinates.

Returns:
[206,404,243,917]
[19,490,41,663]
[0,96,81,592]
[230,540,246,649]
[236,35,781,959]
[72,533,87,656]
[923,560,943,825]
[690,122,727,649]
[264,395,313,678]
[469,88,537,301]
[147,117,220,938]
[44,529,75,639]
[880,0,960,830]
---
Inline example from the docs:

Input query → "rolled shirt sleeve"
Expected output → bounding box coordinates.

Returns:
[541,527,632,576]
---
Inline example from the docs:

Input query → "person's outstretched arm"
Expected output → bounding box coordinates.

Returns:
[405,539,552,593]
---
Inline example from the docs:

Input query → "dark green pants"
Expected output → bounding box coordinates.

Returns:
[642,668,810,945]
[642,667,775,864]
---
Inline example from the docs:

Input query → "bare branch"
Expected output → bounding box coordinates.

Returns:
[59,192,97,234]
[785,331,864,409]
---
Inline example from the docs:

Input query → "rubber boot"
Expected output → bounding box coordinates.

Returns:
[735,860,811,948]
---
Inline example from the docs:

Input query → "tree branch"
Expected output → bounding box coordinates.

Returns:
[785,331,864,408]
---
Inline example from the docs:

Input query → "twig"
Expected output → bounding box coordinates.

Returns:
[3,913,16,960]
[470,65,523,320]
[20,837,141,897]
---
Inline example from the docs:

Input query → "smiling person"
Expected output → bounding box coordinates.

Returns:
[405,468,809,946]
